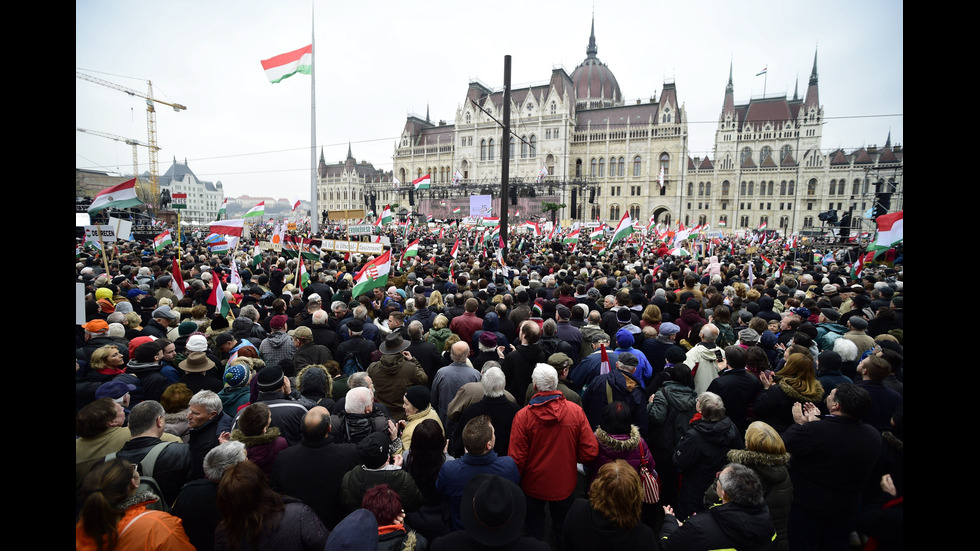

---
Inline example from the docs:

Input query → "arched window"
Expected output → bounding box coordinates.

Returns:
[838,181,845,195]
[705,182,711,196]
[465,112,471,124]
[618,157,625,177]
[550,102,557,115]
[698,182,704,196]
[521,136,528,158]
[722,181,730,196]
[598,158,605,177]
[780,145,792,163]
[480,140,487,161]
[761,146,772,164]
[740,181,747,195]
[509,137,515,159]
[852,179,861,195]
[609,204,620,220]
[788,181,795,195]
[767,181,774,195]
[633,156,641,176]
[698,214,707,226]
[608,157,616,178]
[740,147,752,165]
[529,135,536,157]
[829,180,837,195]
[488,139,495,160]
[629,204,640,220]
[576,159,583,178]
[659,153,670,182]
[748,182,754,195]
[807,179,817,196]
[590,158,597,177]
[688,182,694,196]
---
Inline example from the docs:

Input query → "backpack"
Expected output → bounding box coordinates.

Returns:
[342,350,365,376]
[106,442,172,512]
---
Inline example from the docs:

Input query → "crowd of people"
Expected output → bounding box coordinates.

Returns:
[75,220,904,551]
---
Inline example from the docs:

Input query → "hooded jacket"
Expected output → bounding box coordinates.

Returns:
[509,390,599,501]
[75,492,194,551]
[685,342,723,395]
[230,427,289,475]
[674,417,744,520]
[425,327,452,354]
[589,425,655,484]
[647,380,698,453]
[259,331,297,369]
[502,344,548,406]
[614,329,652,387]
[707,449,793,551]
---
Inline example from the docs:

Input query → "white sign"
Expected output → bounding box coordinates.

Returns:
[107,217,133,241]
[84,225,117,243]
[348,225,375,236]
[357,242,384,254]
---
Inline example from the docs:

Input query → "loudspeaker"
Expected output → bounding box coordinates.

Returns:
[570,189,577,215]
[510,187,518,206]
[589,188,596,203]
[529,188,535,198]
[409,190,415,206]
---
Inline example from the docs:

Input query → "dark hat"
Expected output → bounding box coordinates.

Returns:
[269,315,288,329]
[665,345,688,364]
[256,365,285,391]
[849,317,869,330]
[179,351,215,373]
[817,350,842,372]
[548,352,572,369]
[618,351,639,367]
[738,328,760,345]
[404,385,430,411]
[127,288,148,299]
[347,319,365,333]
[177,321,198,336]
[617,308,632,324]
[95,380,137,400]
[461,474,527,547]
[357,431,390,469]
[324,509,378,551]
[820,308,841,322]
[588,331,610,344]
[479,332,498,348]
[380,332,410,355]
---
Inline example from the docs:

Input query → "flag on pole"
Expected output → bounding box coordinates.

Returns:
[393,176,400,188]
[658,165,665,189]
[381,205,393,224]
[589,225,605,240]
[875,211,903,248]
[537,166,548,183]
[260,44,313,84]
[758,220,768,231]
[400,239,420,268]
[88,178,142,214]
[170,258,185,300]
[412,174,431,190]
[244,202,265,218]
[229,259,243,289]
[353,250,392,297]
[210,219,245,237]
[756,66,767,76]
[450,238,460,259]
[252,244,263,268]
[153,230,172,251]
[208,276,230,317]
[481,217,500,227]
[453,169,463,185]
[851,250,874,279]
[292,199,301,211]
[563,230,580,244]
[452,207,462,214]
[609,212,634,245]
[599,343,611,376]
[216,199,227,220]
[298,260,310,290]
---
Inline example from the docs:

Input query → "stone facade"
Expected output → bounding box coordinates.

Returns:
[316,145,392,218]
[158,158,224,224]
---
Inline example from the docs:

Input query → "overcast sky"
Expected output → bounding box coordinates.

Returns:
[76,0,903,201]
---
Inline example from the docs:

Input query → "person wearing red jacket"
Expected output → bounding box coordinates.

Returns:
[509,363,599,547]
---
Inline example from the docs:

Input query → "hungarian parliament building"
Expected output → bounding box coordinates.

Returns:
[317,21,902,237]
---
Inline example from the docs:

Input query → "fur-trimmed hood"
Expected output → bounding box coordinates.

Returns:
[594,425,640,452]
[116,490,160,510]
[230,426,282,447]
[775,378,824,403]
[296,363,331,397]
[727,448,790,468]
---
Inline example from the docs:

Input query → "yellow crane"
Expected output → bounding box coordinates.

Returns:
[76,71,187,208]
[76,127,160,204]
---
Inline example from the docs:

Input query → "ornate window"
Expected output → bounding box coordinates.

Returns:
[590,158,597,177]
[488,139,495,160]
[705,182,711,196]
[608,157,617,178]
[740,147,752,165]
[633,156,641,177]
[529,135,536,157]
[598,158,605,177]
[618,157,625,177]
[480,140,487,161]
[521,136,528,158]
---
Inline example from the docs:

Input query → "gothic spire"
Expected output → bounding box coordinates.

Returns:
[809,48,818,85]
[347,142,353,160]
[884,130,891,149]
[586,16,597,57]
[726,60,733,93]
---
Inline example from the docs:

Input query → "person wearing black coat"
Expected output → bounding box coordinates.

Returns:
[706,346,763,436]
[501,324,548,407]
[672,392,744,521]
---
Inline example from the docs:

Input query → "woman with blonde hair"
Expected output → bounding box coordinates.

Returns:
[704,421,792,551]
[754,353,823,432]
[640,304,662,332]
[563,460,656,549]
[426,315,452,354]
[427,290,444,314]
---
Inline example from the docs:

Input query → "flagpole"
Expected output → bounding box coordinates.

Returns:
[309,4,319,235]
[176,210,182,264]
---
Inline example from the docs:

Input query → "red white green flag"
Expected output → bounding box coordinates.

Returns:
[874,211,903,248]
[153,230,172,251]
[450,238,460,259]
[608,212,634,245]
[412,174,431,190]
[353,250,392,297]
[400,239,420,268]
[261,44,313,84]
[208,277,230,317]
[89,178,142,214]
[170,258,186,300]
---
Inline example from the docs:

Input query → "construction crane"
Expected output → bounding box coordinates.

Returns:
[76,71,187,209]
[76,127,160,204]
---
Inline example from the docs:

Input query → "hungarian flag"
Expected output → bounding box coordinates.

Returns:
[522,221,541,237]
[381,205,393,224]
[252,244,263,268]
[153,230,172,251]
[609,212,634,245]
[595,243,608,255]
[298,261,310,290]
[599,344,611,376]
[208,276,230,317]
[291,199,301,211]
[637,240,645,257]
[216,199,227,220]
[718,218,726,227]
[353,250,392,297]
[229,259,243,289]
[400,239,420,268]
[412,174,431,190]
[170,258,186,300]
[875,211,903,248]
[450,238,460,259]
[89,178,142,214]
[244,202,265,218]
[758,220,768,231]
[760,254,774,269]
[589,225,605,240]
[452,207,462,214]
[563,230,580,244]
[261,44,313,84]
[851,250,874,279]
[481,217,500,227]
